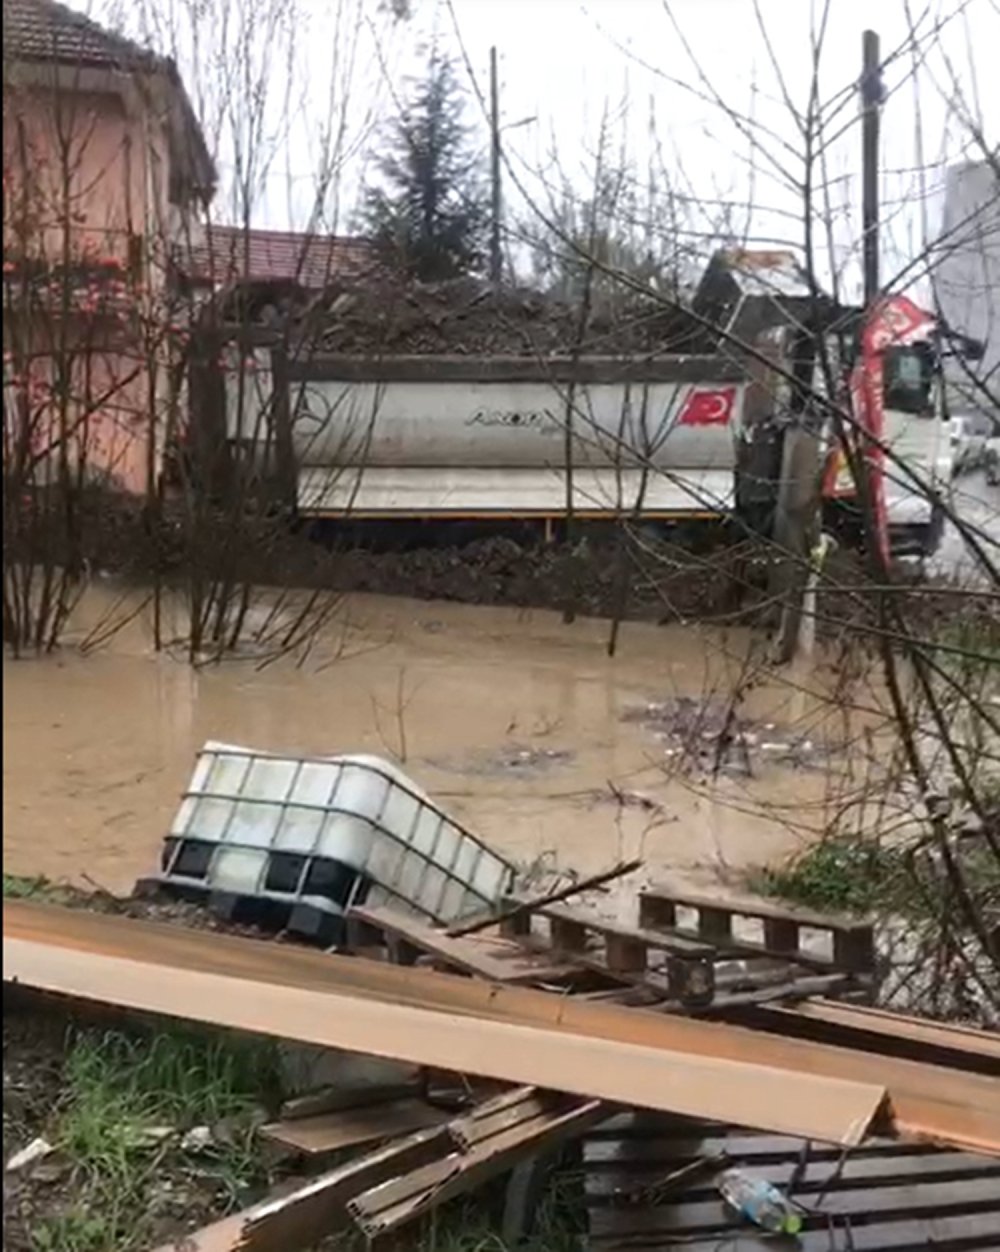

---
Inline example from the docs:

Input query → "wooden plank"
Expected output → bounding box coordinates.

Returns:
[448,1086,556,1150]
[528,899,722,1002]
[348,1099,606,1238]
[278,1081,419,1122]
[641,881,875,932]
[563,948,849,1012]
[259,1098,451,1155]
[346,905,577,984]
[638,885,876,973]
[584,1134,941,1166]
[150,1124,451,1251]
[703,973,856,1010]
[529,899,716,958]
[765,1000,1000,1070]
[638,918,860,973]
[797,1001,1000,1056]
[447,859,643,938]
[557,947,716,1008]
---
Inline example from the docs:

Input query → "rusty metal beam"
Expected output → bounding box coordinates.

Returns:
[7,901,999,1154]
[761,1000,1000,1071]
[4,933,885,1146]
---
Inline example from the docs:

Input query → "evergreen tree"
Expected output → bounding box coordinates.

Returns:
[360,53,488,282]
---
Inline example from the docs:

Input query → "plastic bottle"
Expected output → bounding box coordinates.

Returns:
[718,1167,803,1236]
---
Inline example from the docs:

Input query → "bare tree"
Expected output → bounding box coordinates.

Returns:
[450,0,999,1019]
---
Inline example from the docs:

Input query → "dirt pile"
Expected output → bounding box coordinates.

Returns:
[321,533,758,621]
[61,490,761,624]
[300,277,711,357]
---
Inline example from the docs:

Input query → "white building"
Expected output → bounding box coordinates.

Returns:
[936,160,1000,430]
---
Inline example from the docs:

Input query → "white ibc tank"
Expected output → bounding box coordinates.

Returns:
[166,741,514,922]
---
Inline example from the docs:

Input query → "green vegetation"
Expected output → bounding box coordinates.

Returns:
[3,874,66,901]
[29,1028,281,1252]
[751,835,904,914]
[415,1170,582,1252]
[331,1170,583,1252]
[20,1022,580,1252]
[753,830,1000,926]
[359,52,489,281]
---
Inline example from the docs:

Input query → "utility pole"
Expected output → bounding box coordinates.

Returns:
[861,29,882,305]
[489,45,502,289]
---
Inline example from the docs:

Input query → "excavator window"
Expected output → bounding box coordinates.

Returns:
[883,342,935,415]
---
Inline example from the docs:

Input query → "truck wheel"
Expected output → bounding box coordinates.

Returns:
[900,506,945,559]
[926,502,946,554]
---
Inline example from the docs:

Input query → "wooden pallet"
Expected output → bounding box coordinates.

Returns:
[501,896,863,1009]
[639,880,877,975]
[584,1111,1000,1250]
[500,898,720,1006]
[344,904,586,986]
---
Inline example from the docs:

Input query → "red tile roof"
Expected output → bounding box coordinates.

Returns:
[3,0,216,201]
[3,0,156,69]
[182,226,378,290]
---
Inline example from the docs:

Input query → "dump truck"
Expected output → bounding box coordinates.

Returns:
[196,252,979,558]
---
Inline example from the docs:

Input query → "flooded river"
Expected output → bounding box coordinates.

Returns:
[3,586,863,895]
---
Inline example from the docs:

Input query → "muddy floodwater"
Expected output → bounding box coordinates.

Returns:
[3,586,867,895]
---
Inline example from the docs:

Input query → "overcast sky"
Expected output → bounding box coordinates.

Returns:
[92,0,999,298]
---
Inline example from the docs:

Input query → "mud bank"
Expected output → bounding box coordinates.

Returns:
[64,491,758,624]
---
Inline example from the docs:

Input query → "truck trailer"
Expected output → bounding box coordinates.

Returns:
[195,252,974,558]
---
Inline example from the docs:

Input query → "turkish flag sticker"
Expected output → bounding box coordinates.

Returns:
[678,387,737,426]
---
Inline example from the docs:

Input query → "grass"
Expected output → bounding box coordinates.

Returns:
[414,1178,584,1252]
[3,874,67,902]
[753,830,1000,926]
[750,835,904,915]
[27,1027,282,1252]
[15,1021,587,1252]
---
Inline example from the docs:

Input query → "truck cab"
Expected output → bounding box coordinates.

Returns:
[821,299,976,557]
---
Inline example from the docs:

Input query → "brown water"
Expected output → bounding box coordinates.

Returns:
[3,586,858,895]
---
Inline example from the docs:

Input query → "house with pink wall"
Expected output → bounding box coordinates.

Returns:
[2,0,214,495]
